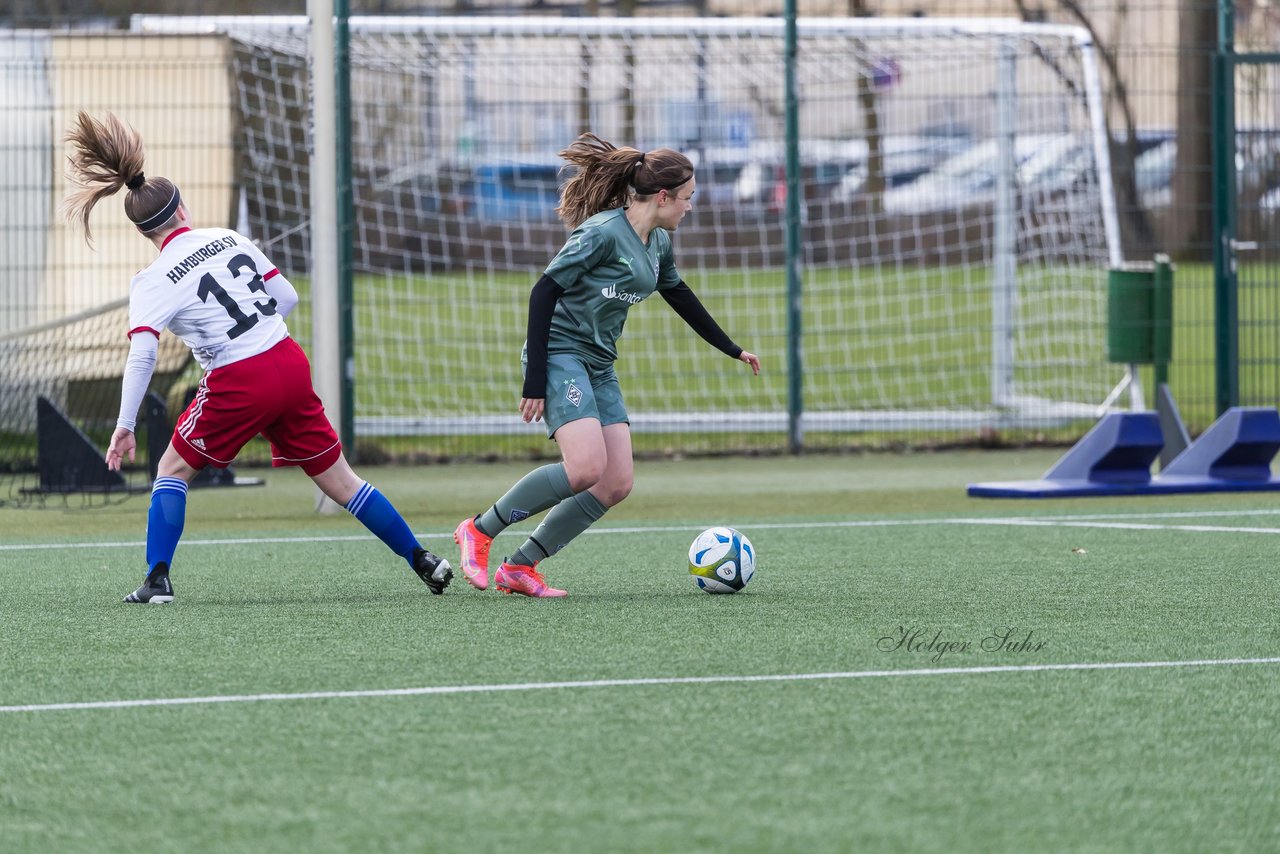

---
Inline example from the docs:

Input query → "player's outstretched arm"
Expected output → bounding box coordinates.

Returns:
[659,280,760,374]
[106,330,160,469]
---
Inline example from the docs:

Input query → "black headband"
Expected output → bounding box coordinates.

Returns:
[125,173,145,190]
[134,186,181,232]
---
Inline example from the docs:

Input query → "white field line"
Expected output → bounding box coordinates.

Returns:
[1028,508,1280,521]
[3,657,1278,714]
[951,519,1280,534]
[6,508,1280,552]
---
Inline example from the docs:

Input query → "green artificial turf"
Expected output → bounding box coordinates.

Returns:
[2,451,1278,852]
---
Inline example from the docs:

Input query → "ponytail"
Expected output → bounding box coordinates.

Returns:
[61,111,181,244]
[555,132,694,229]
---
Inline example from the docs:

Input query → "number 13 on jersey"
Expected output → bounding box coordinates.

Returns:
[197,253,278,340]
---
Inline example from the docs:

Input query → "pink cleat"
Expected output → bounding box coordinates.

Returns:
[494,562,566,598]
[453,517,493,591]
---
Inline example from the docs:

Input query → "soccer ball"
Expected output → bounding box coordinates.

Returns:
[688,526,756,594]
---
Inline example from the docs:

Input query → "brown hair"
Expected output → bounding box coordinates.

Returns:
[555,132,694,229]
[61,110,182,244]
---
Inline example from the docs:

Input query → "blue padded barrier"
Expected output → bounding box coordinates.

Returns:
[968,412,1163,497]
[1151,407,1280,491]
[969,407,1280,498]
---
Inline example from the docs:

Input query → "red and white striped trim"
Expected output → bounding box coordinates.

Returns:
[271,440,341,466]
[177,376,211,443]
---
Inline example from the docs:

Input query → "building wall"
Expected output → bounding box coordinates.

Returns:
[47,34,236,323]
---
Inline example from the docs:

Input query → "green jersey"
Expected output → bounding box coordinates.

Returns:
[541,207,682,368]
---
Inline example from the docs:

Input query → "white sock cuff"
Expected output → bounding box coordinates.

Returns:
[151,477,189,496]
[345,481,374,514]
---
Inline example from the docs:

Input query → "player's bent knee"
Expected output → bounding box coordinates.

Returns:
[598,482,632,507]
[156,445,200,482]
[566,467,604,493]
[563,454,606,493]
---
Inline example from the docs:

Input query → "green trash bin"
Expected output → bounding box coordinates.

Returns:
[1108,263,1154,363]
[1108,261,1173,365]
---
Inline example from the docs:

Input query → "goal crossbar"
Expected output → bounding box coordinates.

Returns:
[120,15,1124,442]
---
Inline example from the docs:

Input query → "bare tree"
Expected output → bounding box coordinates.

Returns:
[1014,0,1159,257]
[849,0,886,210]
[1171,0,1216,259]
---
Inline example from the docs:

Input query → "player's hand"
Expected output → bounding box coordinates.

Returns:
[519,397,546,423]
[105,427,136,471]
[739,351,761,376]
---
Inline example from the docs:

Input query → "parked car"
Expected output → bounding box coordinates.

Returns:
[1133,137,1176,209]
[678,145,754,205]
[731,138,870,207]
[1134,131,1280,211]
[1261,185,1280,212]
[881,133,1091,215]
[471,157,565,221]
[827,134,972,202]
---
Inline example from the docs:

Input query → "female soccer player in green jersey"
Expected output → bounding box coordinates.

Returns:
[454,133,760,597]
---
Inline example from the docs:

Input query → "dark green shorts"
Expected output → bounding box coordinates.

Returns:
[528,352,629,439]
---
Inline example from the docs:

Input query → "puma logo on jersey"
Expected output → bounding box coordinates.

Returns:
[601,284,644,305]
[617,255,634,271]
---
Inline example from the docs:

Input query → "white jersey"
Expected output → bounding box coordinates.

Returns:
[128,226,289,371]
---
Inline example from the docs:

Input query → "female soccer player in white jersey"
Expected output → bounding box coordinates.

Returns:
[61,111,452,603]
[453,133,761,597]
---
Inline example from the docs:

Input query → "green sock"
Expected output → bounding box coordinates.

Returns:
[476,463,574,537]
[509,490,608,567]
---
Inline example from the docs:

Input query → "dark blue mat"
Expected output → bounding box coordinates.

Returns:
[967,475,1280,498]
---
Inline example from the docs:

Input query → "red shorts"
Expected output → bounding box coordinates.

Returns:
[173,337,342,476]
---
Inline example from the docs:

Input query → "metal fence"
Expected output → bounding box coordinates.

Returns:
[0,1,1277,486]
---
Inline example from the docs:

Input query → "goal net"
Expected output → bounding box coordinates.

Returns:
[0,299,194,506]
[8,16,1123,468]
[0,30,243,501]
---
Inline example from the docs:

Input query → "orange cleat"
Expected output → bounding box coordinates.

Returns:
[494,562,566,598]
[453,517,493,591]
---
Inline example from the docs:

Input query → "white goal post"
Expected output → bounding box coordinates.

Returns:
[131,14,1123,443]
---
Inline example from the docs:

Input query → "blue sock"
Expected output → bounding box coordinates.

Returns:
[145,476,188,579]
[345,482,420,565]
